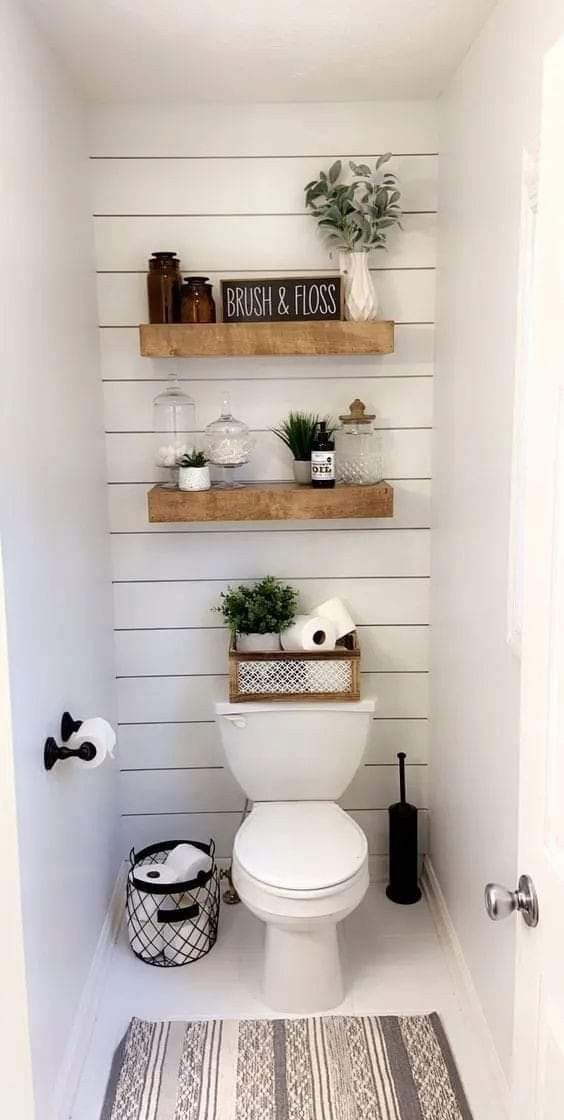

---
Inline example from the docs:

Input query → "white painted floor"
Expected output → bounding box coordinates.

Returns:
[72,885,504,1119]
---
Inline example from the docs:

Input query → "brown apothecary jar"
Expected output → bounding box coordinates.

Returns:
[147,252,182,324]
[180,276,216,324]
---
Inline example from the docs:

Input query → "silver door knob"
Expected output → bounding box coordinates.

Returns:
[484,875,539,927]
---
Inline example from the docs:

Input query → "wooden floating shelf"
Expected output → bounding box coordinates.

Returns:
[148,482,394,523]
[139,320,394,358]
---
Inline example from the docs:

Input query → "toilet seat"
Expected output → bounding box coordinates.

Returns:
[234,801,368,895]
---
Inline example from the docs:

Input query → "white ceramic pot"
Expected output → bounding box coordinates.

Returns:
[237,632,281,652]
[293,460,311,485]
[339,250,379,321]
[178,465,211,491]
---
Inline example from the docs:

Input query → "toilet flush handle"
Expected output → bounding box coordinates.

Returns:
[223,715,247,729]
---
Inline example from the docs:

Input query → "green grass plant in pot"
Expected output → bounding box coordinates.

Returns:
[273,412,333,485]
[305,155,402,321]
[216,576,298,651]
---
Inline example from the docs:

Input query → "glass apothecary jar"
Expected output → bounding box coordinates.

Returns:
[180,276,216,323]
[153,379,196,487]
[205,395,252,489]
[147,252,182,324]
[335,399,383,485]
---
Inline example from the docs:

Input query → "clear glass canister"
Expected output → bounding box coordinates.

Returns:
[205,395,252,488]
[335,398,383,485]
[153,379,196,487]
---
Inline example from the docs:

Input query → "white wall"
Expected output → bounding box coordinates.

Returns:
[433,0,564,1080]
[0,1,118,1113]
[88,101,437,873]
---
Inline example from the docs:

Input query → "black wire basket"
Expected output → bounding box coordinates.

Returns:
[126,839,219,967]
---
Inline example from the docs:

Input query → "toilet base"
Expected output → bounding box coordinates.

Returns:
[263,922,343,1013]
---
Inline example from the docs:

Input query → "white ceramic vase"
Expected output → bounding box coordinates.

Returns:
[293,460,311,485]
[237,632,281,652]
[178,465,211,491]
[339,250,379,322]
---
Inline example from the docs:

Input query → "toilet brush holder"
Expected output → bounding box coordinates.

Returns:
[386,752,421,905]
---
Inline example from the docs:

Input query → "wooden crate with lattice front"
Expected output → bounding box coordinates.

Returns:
[228,633,360,703]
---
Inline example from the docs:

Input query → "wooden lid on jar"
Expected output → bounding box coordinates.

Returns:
[339,399,376,424]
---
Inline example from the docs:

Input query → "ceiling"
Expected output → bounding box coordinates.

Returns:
[28,0,497,102]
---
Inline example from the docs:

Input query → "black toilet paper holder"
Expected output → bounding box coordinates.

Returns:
[44,711,97,771]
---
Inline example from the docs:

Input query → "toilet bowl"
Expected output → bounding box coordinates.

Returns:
[215,697,374,1013]
[232,801,369,1011]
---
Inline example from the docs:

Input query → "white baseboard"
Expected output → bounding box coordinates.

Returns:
[51,862,127,1120]
[422,857,510,1117]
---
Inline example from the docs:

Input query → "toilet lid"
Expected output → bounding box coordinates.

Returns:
[234,802,368,891]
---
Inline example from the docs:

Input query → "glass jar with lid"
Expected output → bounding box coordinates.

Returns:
[205,395,252,488]
[147,252,182,323]
[335,399,383,485]
[153,379,196,487]
[180,276,216,323]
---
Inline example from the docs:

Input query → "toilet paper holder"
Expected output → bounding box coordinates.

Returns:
[61,710,83,742]
[44,710,96,771]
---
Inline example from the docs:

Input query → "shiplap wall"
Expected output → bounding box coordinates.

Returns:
[89,101,436,877]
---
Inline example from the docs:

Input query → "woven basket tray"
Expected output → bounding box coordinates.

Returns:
[228,632,360,703]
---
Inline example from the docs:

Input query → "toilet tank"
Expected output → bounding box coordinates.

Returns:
[215,699,374,801]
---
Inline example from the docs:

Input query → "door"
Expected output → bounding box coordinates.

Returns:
[511,34,564,1119]
[0,541,35,1116]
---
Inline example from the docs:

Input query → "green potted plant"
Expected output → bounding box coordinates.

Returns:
[216,576,298,651]
[305,155,402,322]
[177,449,211,492]
[272,412,333,484]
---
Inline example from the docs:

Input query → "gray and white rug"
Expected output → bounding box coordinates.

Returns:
[102,1014,473,1119]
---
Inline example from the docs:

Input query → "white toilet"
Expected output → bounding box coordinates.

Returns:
[215,698,375,1013]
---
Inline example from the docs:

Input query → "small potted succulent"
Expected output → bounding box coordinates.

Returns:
[177,449,211,491]
[273,412,333,484]
[305,155,402,321]
[216,576,298,651]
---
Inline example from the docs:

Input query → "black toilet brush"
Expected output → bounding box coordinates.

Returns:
[386,751,421,905]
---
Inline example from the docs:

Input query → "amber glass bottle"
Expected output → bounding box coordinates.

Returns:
[180,277,217,323]
[147,252,181,323]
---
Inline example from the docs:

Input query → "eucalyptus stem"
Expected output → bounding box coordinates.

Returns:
[305,155,402,253]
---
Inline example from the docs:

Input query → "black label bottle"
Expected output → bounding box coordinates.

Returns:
[311,421,335,488]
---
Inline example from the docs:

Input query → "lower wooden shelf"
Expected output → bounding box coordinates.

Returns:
[148,481,394,523]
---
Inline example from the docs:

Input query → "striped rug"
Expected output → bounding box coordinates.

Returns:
[102,1014,473,1119]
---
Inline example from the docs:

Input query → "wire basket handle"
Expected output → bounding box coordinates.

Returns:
[157,902,199,924]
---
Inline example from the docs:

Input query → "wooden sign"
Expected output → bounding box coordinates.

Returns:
[221,276,342,323]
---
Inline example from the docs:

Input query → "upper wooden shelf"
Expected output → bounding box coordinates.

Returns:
[139,321,394,358]
[148,482,393,523]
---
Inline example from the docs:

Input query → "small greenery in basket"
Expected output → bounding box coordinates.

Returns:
[177,449,209,468]
[272,412,334,461]
[216,576,298,637]
[305,155,402,252]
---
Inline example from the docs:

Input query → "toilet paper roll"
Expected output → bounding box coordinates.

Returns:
[128,908,164,960]
[128,866,166,959]
[159,895,208,964]
[280,615,337,652]
[312,597,356,640]
[70,717,116,769]
[134,863,179,887]
[166,844,212,883]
